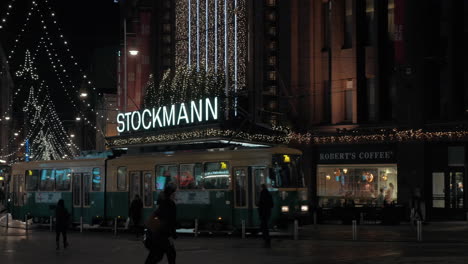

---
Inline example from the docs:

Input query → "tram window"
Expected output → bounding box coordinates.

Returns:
[25,170,39,191]
[271,155,305,188]
[203,162,230,189]
[56,169,71,191]
[117,167,127,191]
[179,163,202,189]
[39,169,55,191]
[155,165,178,190]
[92,168,102,191]
[143,172,152,207]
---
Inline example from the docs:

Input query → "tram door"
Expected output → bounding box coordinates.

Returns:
[233,167,268,227]
[129,171,143,206]
[72,173,91,222]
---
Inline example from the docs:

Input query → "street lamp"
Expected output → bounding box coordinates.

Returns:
[129,49,139,56]
[5,116,10,120]
[75,117,81,121]
[80,92,88,98]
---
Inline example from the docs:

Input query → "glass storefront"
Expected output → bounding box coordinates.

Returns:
[317,165,397,208]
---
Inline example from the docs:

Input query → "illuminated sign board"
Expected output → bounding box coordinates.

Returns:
[117,97,219,133]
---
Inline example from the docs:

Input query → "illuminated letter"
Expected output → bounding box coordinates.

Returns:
[177,103,190,125]
[163,105,176,127]
[124,112,132,132]
[131,111,142,131]
[117,113,125,133]
[205,97,218,121]
[152,107,163,128]
[191,99,203,123]
[142,109,152,130]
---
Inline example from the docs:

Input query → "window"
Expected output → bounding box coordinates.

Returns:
[203,162,230,189]
[155,165,178,190]
[234,168,247,207]
[316,165,398,207]
[270,155,305,188]
[117,167,127,191]
[56,169,71,191]
[343,0,353,48]
[365,0,374,45]
[25,170,39,191]
[84,174,91,206]
[179,163,203,189]
[322,1,331,50]
[39,169,55,191]
[143,172,153,207]
[92,168,102,191]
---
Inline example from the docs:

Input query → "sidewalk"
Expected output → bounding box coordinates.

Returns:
[299,221,468,243]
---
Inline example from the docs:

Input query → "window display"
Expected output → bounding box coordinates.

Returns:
[317,165,397,207]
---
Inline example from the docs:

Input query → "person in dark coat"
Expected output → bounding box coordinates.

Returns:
[258,184,273,247]
[129,194,143,236]
[145,184,177,264]
[55,199,69,250]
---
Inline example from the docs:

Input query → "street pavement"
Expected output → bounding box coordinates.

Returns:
[1,222,468,264]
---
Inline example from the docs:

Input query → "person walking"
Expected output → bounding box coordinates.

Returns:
[145,184,177,264]
[55,199,70,250]
[129,194,143,237]
[258,184,273,248]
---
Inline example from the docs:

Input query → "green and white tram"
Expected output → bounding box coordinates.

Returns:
[106,146,308,230]
[9,158,106,225]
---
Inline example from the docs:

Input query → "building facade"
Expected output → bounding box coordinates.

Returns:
[114,0,468,221]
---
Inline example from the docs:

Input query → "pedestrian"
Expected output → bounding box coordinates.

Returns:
[258,184,273,248]
[145,184,177,264]
[55,199,70,250]
[129,194,143,237]
[411,187,424,224]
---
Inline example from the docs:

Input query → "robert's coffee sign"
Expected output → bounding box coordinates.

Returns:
[318,146,395,164]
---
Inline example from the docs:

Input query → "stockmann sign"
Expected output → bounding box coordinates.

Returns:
[117,97,219,133]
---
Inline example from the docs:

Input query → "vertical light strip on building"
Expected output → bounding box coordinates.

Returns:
[205,0,209,72]
[234,0,238,116]
[196,0,200,71]
[188,0,191,66]
[224,0,228,95]
[214,0,218,73]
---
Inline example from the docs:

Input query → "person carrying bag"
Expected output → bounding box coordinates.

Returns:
[144,184,177,264]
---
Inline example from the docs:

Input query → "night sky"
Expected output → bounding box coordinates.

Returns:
[1,0,120,117]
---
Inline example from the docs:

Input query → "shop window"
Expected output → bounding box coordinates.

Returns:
[39,169,55,191]
[317,165,397,207]
[179,163,203,189]
[203,162,230,189]
[92,168,102,191]
[117,167,127,191]
[270,155,305,188]
[155,165,178,190]
[56,169,71,191]
[25,170,39,191]
[343,0,353,48]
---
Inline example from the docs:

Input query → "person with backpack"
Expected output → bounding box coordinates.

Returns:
[55,199,70,250]
[145,184,177,264]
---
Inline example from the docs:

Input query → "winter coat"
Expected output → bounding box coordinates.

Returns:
[55,206,70,232]
[129,198,143,223]
[258,189,274,219]
[153,196,177,239]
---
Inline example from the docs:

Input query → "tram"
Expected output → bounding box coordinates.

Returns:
[9,146,309,230]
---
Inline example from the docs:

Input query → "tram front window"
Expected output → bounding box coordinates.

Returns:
[203,162,230,189]
[270,155,305,188]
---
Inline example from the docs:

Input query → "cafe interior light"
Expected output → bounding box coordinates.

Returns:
[281,206,289,213]
[343,168,348,174]
[129,50,139,56]
[283,155,290,163]
[301,205,309,212]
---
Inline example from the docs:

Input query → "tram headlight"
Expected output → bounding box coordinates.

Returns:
[281,206,289,213]
[301,205,309,212]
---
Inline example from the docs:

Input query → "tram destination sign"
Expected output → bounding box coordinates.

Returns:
[117,97,219,133]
